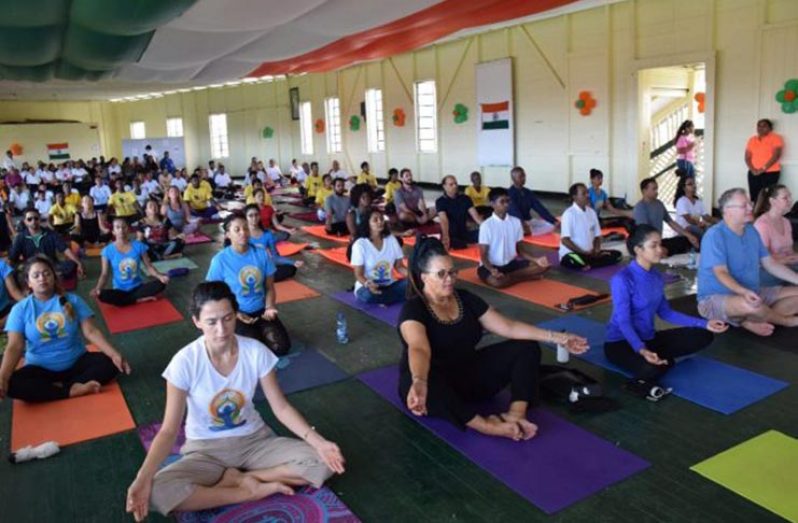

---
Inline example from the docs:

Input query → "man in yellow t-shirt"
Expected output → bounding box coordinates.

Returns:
[49,191,78,233]
[109,179,140,219]
[356,161,378,189]
[383,168,401,203]
[464,171,490,206]
[184,174,219,219]
[304,161,323,206]
[314,174,334,207]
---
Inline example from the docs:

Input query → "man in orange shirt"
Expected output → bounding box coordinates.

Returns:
[745,118,784,203]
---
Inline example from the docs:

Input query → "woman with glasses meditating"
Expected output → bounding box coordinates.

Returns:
[398,236,588,440]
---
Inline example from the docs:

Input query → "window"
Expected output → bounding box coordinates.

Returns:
[166,117,183,137]
[325,97,341,153]
[299,101,313,155]
[129,121,146,139]
[365,88,385,152]
[414,80,437,153]
[208,113,229,158]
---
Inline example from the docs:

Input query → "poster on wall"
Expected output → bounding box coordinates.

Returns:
[476,58,514,167]
[122,137,186,168]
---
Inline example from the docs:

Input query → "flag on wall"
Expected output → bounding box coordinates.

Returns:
[47,143,70,160]
[481,101,510,130]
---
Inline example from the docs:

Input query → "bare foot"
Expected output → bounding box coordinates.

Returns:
[216,468,245,488]
[240,476,294,501]
[484,415,523,441]
[69,380,101,397]
[501,413,538,440]
[136,296,158,304]
[741,320,775,336]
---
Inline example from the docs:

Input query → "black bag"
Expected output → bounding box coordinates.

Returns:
[539,365,619,413]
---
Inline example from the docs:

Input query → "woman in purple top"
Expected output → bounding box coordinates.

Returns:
[605,225,727,398]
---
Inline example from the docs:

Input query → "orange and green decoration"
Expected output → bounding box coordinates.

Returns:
[453,103,469,124]
[574,91,597,116]
[392,108,406,127]
[261,126,274,139]
[775,79,798,114]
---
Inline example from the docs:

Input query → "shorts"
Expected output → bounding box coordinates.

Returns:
[477,258,530,281]
[697,287,781,325]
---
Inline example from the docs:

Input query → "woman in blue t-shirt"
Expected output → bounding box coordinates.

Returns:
[91,217,170,307]
[206,212,291,355]
[0,255,131,403]
[244,204,303,282]
[0,258,24,328]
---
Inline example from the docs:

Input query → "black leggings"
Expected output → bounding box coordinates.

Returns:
[325,221,349,236]
[7,352,119,402]
[604,327,713,382]
[98,280,166,307]
[560,250,622,270]
[398,340,541,429]
[273,264,297,282]
[235,311,291,356]
[661,236,693,256]
[748,170,780,205]
[147,239,185,260]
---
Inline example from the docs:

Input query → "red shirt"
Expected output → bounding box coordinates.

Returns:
[259,205,275,229]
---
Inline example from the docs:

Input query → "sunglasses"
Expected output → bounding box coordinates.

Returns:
[25,216,38,222]
[424,268,459,280]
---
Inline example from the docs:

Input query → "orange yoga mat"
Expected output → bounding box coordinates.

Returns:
[315,246,406,278]
[276,242,308,256]
[403,236,483,263]
[459,267,610,312]
[70,241,103,258]
[11,380,135,451]
[301,225,349,243]
[275,280,321,304]
[97,298,184,334]
[522,226,628,249]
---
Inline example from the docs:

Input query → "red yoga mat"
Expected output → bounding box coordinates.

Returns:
[185,233,213,245]
[275,242,308,256]
[274,280,321,304]
[96,298,184,334]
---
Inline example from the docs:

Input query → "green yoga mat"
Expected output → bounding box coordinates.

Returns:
[152,257,199,272]
[691,430,798,522]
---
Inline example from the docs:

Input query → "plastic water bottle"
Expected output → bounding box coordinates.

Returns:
[336,312,349,344]
[556,330,569,363]
[687,249,697,270]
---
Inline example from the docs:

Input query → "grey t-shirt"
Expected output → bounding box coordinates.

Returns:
[394,185,424,212]
[633,199,672,233]
[324,193,350,223]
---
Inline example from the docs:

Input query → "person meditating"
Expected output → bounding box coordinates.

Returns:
[478,188,550,288]
[559,183,622,271]
[754,184,798,275]
[324,177,350,236]
[72,195,112,247]
[350,209,407,304]
[0,255,130,403]
[138,200,185,261]
[436,175,482,250]
[0,258,23,328]
[465,170,492,219]
[399,237,588,439]
[125,282,344,521]
[92,217,170,307]
[605,225,727,400]
[244,204,303,282]
[207,212,291,356]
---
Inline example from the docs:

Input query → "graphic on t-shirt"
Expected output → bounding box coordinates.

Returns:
[36,312,66,340]
[119,257,138,281]
[238,265,263,296]
[371,261,392,285]
[208,388,247,431]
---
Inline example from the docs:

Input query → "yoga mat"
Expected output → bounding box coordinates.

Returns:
[359,365,649,514]
[404,235,482,262]
[330,290,403,327]
[11,380,135,451]
[523,226,628,250]
[301,225,349,243]
[136,424,360,523]
[538,315,788,414]
[253,347,349,401]
[275,279,321,304]
[315,246,406,280]
[96,298,183,334]
[276,241,308,256]
[70,241,103,257]
[152,257,199,272]
[184,232,213,245]
[691,430,798,522]
[288,211,319,223]
[459,268,610,312]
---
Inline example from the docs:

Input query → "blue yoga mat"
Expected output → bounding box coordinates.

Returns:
[330,290,402,327]
[538,315,788,415]
[254,347,348,401]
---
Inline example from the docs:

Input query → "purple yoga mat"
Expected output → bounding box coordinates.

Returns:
[544,253,681,284]
[359,365,649,514]
[330,290,402,327]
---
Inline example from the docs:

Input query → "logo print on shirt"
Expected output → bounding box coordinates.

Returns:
[371,261,392,285]
[238,265,263,296]
[119,257,138,281]
[36,312,66,340]
[208,388,247,431]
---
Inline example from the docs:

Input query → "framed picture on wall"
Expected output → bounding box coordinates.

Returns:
[290,87,300,120]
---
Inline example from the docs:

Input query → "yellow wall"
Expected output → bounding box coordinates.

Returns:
[0,122,102,164]
[3,0,798,203]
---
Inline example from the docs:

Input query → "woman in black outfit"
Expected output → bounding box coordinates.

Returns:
[398,237,588,440]
[72,195,112,246]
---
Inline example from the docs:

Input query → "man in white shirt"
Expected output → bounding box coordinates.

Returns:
[559,183,622,270]
[9,184,32,215]
[266,159,283,185]
[289,159,303,180]
[90,176,113,211]
[213,166,234,199]
[329,160,352,183]
[477,187,550,288]
[171,171,188,192]
[23,164,40,188]
[2,150,15,171]
[141,171,161,196]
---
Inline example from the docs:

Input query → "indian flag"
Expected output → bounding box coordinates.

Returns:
[47,143,70,160]
[481,101,510,130]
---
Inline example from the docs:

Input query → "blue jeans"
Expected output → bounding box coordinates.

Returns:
[676,159,695,178]
[355,279,408,305]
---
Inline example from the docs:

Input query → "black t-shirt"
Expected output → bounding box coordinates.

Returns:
[435,193,474,241]
[398,289,489,374]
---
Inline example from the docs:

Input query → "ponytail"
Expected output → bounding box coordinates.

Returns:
[754,184,787,218]
[407,234,448,299]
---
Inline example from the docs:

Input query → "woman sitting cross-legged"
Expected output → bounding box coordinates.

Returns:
[71,195,112,247]
[138,200,185,261]
[91,217,170,307]
[245,204,303,282]
[125,282,344,521]
[206,212,291,356]
[351,209,408,305]
[399,237,588,440]
[605,225,728,399]
[0,255,131,403]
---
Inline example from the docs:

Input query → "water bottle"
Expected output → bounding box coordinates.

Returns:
[336,312,349,344]
[556,330,569,363]
[687,249,697,270]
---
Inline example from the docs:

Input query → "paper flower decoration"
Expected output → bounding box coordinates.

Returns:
[775,79,798,114]
[574,91,597,116]
[314,118,325,133]
[9,143,23,156]
[392,108,406,127]
[453,103,469,124]
[349,115,361,131]
[261,126,274,139]
[694,92,705,113]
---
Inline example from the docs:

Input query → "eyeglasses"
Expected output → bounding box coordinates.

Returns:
[424,268,459,280]
[25,216,38,222]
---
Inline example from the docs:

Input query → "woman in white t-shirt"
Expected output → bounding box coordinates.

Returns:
[126,282,344,521]
[673,176,717,238]
[350,209,408,304]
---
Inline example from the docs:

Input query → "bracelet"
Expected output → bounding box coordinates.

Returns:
[303,426,316,440]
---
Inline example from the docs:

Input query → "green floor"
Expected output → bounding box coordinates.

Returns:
[0,199,796,523]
